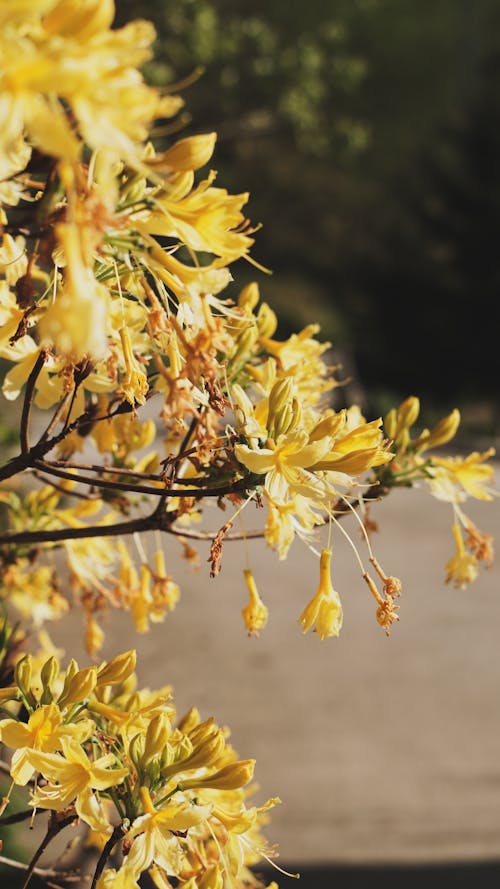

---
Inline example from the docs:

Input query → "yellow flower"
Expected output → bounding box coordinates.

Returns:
[39,224,111,361]
[123,786,211,881]
[28,736,129,833]
[0,3,176,165]
[0,703,93,785]
[117,326,148,406]
[445,523,479,588]
[235,429,333,504]
[241,569,268,636]
[298,549,343,640]
[430,449,496,502]
[142,171,254,262]
[96,869,140,889]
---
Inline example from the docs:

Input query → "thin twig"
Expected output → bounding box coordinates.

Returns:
[20,349,47,455]
[39,391,74,443]
[19,809,78,889]
[0,854,80,882]
[46,459,215,486]
[90,823,125,889]
[32,470,101,501]
[35,459,252,500]
[0,807,33,825]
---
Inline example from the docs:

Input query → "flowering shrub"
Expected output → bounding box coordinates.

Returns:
[0,1,496,886]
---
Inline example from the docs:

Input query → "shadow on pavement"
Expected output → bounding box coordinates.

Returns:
[258,861,500,888]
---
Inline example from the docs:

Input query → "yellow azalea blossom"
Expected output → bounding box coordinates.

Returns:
[3,562,69,627]
[241,569,268,636]
[122,786,211,881]
[235,429,340,504]
[0,281,26,348]
[265,496,322,559]
[0,2,178,166]
[142,171,254,263]
[38,223,111,361]
[96,868,141,889]
[117,326,148,406]
[0,233,27,284]
[429,448,497,503]
[445,523,479,588]
[299,549,343,640]
[27,736,129,833]
[0,703,93,785]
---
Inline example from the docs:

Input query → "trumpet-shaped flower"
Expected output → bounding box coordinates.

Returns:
[123,787,211,880]
[0,703,93,784]
[235,429,337,504]
[28,736,129,833]
[445,523,479,588]
[299,549,343,640]
[428,449,497,503]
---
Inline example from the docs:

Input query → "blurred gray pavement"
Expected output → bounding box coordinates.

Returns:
[49,466,500,868]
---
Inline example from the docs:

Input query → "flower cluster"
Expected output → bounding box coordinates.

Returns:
[0,644,281,888]
[0,2,497,883]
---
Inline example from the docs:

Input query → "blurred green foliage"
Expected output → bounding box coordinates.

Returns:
[121,1,498,436]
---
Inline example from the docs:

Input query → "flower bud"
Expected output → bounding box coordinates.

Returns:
[158,133,217,172]
[40,656,59,705]
[143,713,171,765]
[96,650,137,687]
[256,302,278,338]
[161,728,224,779]
[128,732,145,772]
[179,759,256,792]
[58,666,97,708]
[177,707,200,733]
[395,396,420,436]
[424,409,461,450]
[238,282,260,312]
[15,654,32,698]
[384,408,397,440]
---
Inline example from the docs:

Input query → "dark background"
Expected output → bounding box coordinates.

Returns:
[116,0,500,446]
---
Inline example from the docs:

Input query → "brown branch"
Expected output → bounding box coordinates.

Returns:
[47,459,216,487]
[19,809,78,889]
[0,513,158,547]
[0,808,33,825]
[20,349,48,455]
[32,469,101,501]
[0,854,80,883]
[90,823,125,889]
[39,391,74,443]
[35,459,252,500]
